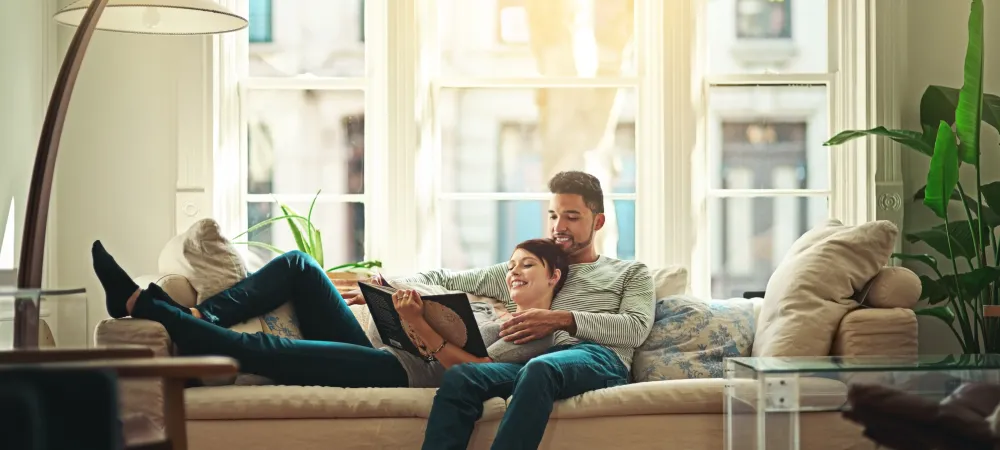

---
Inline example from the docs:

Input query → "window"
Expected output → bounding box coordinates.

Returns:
[704,0,832,297]
[239,0,367,270]
[736,0,791,39]
[248,0,272,44]
[219,0,872,296]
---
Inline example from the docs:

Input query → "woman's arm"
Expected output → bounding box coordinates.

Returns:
[407,318,491,369]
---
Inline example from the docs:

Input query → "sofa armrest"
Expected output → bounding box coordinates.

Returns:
[832,307,918,357]
[133,273,199,308]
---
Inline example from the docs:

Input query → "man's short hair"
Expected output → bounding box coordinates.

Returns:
[548,171,604,214]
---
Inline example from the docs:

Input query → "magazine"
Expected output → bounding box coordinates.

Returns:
[358,282,489,359]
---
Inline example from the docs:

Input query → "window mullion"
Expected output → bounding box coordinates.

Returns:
[212,0,247,239]
[640,0,697,279]
[368,0,420,275]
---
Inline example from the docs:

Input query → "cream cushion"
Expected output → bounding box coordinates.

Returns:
[860,266,921,309]
[158,218,248,303]
[752,219,898,357]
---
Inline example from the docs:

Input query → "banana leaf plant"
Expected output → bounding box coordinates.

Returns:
[232,190,382,275]
[824,0,998,353]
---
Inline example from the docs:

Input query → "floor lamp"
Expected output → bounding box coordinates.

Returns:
[13,0,246,347]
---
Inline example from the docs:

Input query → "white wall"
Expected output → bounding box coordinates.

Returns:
[902,2,1000,354]
[53,0,205,342]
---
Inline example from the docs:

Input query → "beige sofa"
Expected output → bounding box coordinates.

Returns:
[95,270,919,450]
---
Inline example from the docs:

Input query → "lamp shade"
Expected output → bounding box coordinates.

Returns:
[54,0,248,35]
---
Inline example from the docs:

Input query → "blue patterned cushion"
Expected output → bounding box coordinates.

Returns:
[260,302,303,339]
[632,295,755,382]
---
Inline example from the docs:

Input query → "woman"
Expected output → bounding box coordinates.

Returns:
[91,238,569,388]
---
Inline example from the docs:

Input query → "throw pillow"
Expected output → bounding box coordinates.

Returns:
[752,219,898,357]
[632,295,755,382]
[158,218,247,303]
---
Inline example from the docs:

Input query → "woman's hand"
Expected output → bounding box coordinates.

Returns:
[392,289,424,323]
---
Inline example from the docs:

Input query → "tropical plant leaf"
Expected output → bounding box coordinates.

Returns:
[279,203,312,256]
[232,241,287,255]
[905,220,990,260]
[953,266,1000,300]
[912,184,1000,226]
[921,86,1000,134]
[923,122,961,219]
[312,228,324,268]
[306,190,321,262]
[823,127,932,157]
[892,252,940,272]
[231,214,312,240]
[918,275,951,305]
[915,305,956,325]
[954,0,984,165]
[979,181,1000,214]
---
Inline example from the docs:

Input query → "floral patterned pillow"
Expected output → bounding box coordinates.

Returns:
[631,295,755,382]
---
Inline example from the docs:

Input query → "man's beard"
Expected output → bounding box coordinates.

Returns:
[564,229,596,256]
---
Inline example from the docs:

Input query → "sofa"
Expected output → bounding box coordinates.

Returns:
[94,219,921,449]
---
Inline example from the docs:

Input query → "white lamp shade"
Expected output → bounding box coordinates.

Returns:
[54,0,248,35]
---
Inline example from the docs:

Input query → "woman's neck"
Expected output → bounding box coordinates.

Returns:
[514,293,554,312]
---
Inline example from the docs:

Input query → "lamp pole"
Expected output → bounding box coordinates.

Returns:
[14,0,108,347]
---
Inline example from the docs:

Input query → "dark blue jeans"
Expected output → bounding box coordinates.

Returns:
[132,250,409,388]
[422,342,629,450]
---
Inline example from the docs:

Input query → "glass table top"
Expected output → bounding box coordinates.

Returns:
[727,354,1000,373]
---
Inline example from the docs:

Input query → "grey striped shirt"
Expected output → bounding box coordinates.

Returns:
[397,255,655,370]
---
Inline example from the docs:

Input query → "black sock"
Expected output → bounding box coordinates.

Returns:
[144,282,191,315]
[91,240,139,318]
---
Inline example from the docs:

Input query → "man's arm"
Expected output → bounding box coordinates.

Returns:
[392,263,510,303]
[568,264,655,348]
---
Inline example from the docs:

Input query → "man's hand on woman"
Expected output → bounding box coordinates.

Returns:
[499,309,575,344]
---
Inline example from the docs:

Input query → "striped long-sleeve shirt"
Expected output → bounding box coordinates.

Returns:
[395,256,655,370]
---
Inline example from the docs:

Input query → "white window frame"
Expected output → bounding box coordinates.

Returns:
[190,0,905,298]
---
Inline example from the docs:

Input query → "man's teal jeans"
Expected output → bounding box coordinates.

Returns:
[421,342,629,450]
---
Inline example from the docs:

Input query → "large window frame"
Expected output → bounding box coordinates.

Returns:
[197,0,904,299]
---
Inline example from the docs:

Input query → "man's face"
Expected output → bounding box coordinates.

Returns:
[547,193,605,256]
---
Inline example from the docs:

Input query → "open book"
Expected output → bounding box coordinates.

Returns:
[358,282,489,359]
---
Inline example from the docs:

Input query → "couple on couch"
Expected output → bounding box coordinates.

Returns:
[92,171,656,450]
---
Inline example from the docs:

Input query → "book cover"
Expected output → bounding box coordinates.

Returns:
[359,282,488,359]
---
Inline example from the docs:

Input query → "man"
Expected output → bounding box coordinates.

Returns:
[396,171,655,450]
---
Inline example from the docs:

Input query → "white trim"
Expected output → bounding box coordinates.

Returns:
[870,0,907,253]
[437,193,637,201]
[703,73,835,86]
[434,77,640,89]
[634,0,670,271]
[211,0,246,238]
[706,189,831,198]
[828,0,874,226]
[240,77,368,91]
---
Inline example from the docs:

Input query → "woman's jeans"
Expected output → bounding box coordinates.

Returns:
[132,250,409,388]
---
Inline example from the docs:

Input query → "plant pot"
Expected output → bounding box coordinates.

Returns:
[326,271,372,296]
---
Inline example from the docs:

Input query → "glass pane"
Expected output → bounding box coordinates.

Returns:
[439,88,636,194]
[246,90,365,195]
[244,201,365,271]
[707,85,828,189]
[248,0,365,77]
[709,196,827,299]
[705,0,827,74]
[438,0,636,77]
[440,200,635,270]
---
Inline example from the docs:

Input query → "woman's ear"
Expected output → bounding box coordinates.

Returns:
[550,268,562,286]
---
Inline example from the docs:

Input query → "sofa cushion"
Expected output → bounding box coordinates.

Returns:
[184,385,507,421]
[542,376,847,417]
[753,219,898,357]
[631,295,755,382]
[158,218,248,304]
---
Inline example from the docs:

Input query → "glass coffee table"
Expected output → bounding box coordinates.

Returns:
[724,354,1000,450]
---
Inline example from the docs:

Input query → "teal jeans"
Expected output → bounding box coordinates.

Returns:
[132,250,409,388]
[422,342,629,450]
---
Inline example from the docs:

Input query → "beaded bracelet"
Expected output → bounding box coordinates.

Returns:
[425,340,447,361]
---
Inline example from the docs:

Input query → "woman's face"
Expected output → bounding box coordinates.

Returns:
[506,248,558,307]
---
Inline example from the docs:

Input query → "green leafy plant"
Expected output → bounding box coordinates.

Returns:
[232,190,382,275]
[824,0,997,353]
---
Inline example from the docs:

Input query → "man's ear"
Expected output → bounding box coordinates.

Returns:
[593,213,606,231]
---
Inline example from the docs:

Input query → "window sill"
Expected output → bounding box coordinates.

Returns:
[729,39,798,68]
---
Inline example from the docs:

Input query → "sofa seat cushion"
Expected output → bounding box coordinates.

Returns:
[184,385,507,421]
[544,377,848,418]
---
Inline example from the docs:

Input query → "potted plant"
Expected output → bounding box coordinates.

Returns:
[824,0,998,353]
[232,190,383,295]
